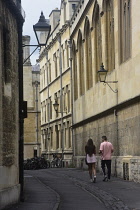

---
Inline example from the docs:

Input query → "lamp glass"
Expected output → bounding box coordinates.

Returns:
[98,71,107,82]
[98,64,108,82]
[33,12,51,46]
[34,27,50,46]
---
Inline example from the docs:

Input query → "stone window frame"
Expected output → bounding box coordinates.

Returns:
[53,52,58,78]
[47,99,49,122]
[66,85,70,113]
[41,102,43,123]
[72,3,77,14]
[43,65,46,87]
[45,63,48,86]
[72,41,78,101]
[46,99,49,122]
[46,97,52,122]
[61,44,65,71]
[63,87,66,113]
[120,0,131,63]
[54,92,59,118]
[67,121,72,149]
[77,29,85,96]
[49,126,53,149]
[84,17,93,90]
[44,100,47,123]
[41,101,46,124]
[103,0,115,71]
[55,124,59,149]
[65,40,69,69]
[42,65,45,89]
[56,49,59,76]
[47,60,51,84]
[63,1,67,24]
[45,128,48,149]
[92,3,102,82]
[40,67,44,90]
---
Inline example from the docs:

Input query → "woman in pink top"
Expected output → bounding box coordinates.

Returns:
[85,139,96,183]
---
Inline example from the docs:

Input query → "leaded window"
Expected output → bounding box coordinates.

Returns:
[78,31,85,95]
[85,18,93,89]
[120,0,131,63]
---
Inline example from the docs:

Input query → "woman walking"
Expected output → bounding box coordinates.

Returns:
[85,139,96,183]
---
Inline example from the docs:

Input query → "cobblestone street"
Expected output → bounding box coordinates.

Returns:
[7,168,140,210]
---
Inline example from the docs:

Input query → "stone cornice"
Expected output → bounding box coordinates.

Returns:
[70,0,94,38]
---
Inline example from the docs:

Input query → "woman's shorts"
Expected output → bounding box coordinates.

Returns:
[87,154,96,163]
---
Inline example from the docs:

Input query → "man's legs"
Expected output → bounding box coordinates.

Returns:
[101,160,106,177]
[106,160,111,180]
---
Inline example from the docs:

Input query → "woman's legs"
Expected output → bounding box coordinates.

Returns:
[88,163,96,182]
[88,163,97,182]
[88,163,92,180]
[92,163,96,176]
[92,163,96,182]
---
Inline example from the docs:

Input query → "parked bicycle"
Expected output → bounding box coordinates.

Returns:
[24,156,50,170]
[50,154,62,168]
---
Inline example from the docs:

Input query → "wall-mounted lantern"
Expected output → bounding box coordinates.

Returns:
[53,99,67,114]
[97,63,118,93]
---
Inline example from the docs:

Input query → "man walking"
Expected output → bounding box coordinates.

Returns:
[99,136,114,181]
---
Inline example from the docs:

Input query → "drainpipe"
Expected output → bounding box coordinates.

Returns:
[114,90,119,177]
[18,21,24,202]
[58,35,64,162]
[46,53,50,160]
[68,39,75,160]
[35,81,39,156]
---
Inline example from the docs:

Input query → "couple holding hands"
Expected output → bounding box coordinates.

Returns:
[85,136,114,183]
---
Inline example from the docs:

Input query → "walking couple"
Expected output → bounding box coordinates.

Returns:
[85,136,114,183]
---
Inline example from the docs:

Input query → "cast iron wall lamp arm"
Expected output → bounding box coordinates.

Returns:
[22,45,39,64]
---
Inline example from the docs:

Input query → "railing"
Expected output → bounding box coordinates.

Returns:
[12,0,26,19]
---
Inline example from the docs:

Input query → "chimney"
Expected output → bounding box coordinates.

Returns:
[49,8,60,32]
[22,35,31,66]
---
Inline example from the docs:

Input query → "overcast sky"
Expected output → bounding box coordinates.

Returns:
[22,0,61,65]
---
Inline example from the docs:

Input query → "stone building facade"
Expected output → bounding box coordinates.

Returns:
[70,0,140,182]
[38,0,140,182]
[0,0,24,209]
[23,36,41,159]
[39,1,80,164]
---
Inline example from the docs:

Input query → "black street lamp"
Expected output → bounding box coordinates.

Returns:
[97,63,108,83]
[97,63,118,93]
[53,99,59,113]
[33,11,51,47]
[53,99,67,114]
[23,11,51,64]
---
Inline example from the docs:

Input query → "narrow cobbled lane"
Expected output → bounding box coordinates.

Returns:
[7,168,135,210]
[27,169,107,210]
